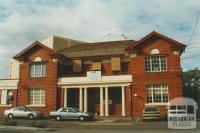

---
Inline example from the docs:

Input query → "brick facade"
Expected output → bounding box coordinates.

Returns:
[0,32,186,118]
[17,48,59,116]
[129,38,183,118]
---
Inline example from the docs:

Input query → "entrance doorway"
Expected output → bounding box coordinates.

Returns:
[67,88,79,108]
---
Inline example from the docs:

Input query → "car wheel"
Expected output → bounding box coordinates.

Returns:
[56,116,61,121]
[28,114,35,120]
[79,116,85,121]
[8,114,14,119]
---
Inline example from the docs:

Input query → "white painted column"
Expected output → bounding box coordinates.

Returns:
[64,88,67,107]
[1,90,7,105]
[79,88,83,112]
[105,87,109,116]
[84,87,88,112]
[122,86,126,116]
[100,87,104,116]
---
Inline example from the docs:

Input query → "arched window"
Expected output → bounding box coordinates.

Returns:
[150,49,160,54]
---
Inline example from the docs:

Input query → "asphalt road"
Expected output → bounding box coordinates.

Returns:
[0,119,199,133]
[0,128,199,133]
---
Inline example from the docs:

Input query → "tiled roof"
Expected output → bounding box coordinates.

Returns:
[14,41,63,60]
[58,40,136,58]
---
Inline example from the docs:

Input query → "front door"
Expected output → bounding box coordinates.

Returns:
[88,88,100,114]
[68,88,79,108]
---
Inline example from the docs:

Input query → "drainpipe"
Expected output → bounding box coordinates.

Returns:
[130,85,133,120]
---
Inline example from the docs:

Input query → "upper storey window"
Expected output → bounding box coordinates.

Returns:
[92,61,101,71]
[111,57,121,71]
[30,62,46,78]
[145,56,167,72]
[73,59,82,72]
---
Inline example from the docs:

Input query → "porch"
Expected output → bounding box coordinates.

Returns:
[57,75,132,116]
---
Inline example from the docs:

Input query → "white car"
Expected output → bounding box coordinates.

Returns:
[50,107,93,121]
[4,107,43,119]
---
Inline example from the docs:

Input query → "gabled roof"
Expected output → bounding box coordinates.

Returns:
[125,31,186,51]
[14,41,63,60]
[59,40,136,58]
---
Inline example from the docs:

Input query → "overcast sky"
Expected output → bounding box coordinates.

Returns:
[0,0,200,78]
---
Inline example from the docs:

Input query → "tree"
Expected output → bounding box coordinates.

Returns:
[183,67,200,118]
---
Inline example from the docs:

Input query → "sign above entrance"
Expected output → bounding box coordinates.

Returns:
[87,71,102,81]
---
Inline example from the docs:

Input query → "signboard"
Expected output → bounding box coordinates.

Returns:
[86,71,101,81]
[104,100,112,104]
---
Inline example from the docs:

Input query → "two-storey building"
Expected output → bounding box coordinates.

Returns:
[0,31,186,118]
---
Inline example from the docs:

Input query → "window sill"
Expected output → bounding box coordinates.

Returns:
[145,103,169,106]
[29,77,46,80]
[26,105,46,108]
[145,71,168,73]
[0,104,12,107]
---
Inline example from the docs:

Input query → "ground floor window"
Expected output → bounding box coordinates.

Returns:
[28,88,45,105]
[146,84,168,104]
[0,90,13,105]
[109,89,122,104]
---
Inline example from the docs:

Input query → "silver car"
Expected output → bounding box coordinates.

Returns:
[50,107,93,121]
[4,107,43,119]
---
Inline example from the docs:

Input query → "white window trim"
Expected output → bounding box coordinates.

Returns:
[30,63,46,78]
[145,103,169,106]
[145,56,167,72]
[28,89,45,106]
[146,84,169,104]
[26,104,46,108]
[0,89,13,105]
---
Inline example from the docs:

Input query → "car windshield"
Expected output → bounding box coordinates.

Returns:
[24,107,32,111]
[145,107,158,112]
[72,107,79,112]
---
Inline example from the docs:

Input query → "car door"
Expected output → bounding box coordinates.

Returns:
[13,108,28,118]
[59,108,69,119]
[67,108,79,119]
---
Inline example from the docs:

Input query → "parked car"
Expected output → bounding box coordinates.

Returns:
[50,107,93,121]
[142,106,160,121]
[4,107,43,120]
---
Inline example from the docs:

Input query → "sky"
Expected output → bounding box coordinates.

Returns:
[0,0,200,78]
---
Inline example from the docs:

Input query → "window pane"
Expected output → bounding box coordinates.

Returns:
[29,89,45,105]
[151,56,160,71]
[147,88,152,103]
[145,56,167,72]
[30,63,46,77]
[146,84,168,104]
[153,89,162,103]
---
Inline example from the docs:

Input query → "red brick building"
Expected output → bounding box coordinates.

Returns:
[0,31,186,118]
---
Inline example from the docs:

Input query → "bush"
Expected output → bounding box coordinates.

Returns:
[1,118,17,126]
[27,120,49,128]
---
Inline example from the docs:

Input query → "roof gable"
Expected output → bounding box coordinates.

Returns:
[14,41,62,60]
[126,31,186,51]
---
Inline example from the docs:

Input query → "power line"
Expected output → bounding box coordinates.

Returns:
[124,0,186,36]
[181,54,200,60]
[187,10,200,46]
